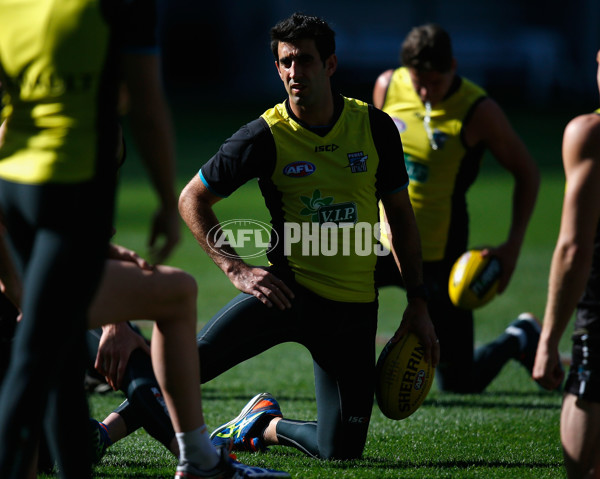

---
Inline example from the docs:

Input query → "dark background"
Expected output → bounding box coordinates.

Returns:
[157,0,600,110]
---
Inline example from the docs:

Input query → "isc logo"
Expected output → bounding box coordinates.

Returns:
[314,144,339,152]
[283,161,316,177]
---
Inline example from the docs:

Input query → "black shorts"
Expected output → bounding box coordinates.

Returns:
[564,330,600,403]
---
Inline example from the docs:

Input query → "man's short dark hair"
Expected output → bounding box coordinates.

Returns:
[401,24,453,73]
[270,12,335,64]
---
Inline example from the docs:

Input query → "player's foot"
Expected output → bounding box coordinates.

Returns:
[505,312,541,372]
[89,418,112,464]
[210,393,282,453]
[175,446,290,478]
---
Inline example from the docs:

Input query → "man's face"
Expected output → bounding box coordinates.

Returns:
[275,38,335,109]
[407,67,455,106]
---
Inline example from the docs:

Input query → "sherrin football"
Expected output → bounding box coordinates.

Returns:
[448,249,501,310]
[375,332,435,420]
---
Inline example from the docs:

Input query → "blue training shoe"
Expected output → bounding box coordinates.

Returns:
[89,418,112,464]
[210,393,282,453]
[505,312,542,372]
[175,445,290,478]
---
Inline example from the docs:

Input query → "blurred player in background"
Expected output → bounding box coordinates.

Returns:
[0,1,276,477]
[533,49,600,479]
[177,12,439,461]
[373,23,541,393]
[0,2,122,476]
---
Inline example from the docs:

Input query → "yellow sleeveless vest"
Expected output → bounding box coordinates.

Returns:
[262,97,382,302]
[0,0,110,184]
[381,67,486,260]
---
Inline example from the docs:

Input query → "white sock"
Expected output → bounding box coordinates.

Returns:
[176,425,220,471]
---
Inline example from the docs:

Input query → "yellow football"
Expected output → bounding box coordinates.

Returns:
[375,332,435,420]
[448,249,501,310]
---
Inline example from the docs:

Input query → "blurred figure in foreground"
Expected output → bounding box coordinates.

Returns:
[533,49,600,479]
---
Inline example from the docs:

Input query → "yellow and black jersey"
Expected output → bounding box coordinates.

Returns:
[0,0,158,185]
[380,67,487,261]
[201,95,408,303]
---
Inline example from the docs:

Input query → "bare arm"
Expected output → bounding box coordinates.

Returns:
[372,69,394,109]
[0,120,6,149]
[179,175,294,310]
[95,322,151,391]
[122,53,180,264]
[107,243,153,271]
[466,98,540,292]
[381,189,440,367]
[533,113,600,390]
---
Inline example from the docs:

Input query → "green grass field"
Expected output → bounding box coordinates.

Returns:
[73,105,578,478]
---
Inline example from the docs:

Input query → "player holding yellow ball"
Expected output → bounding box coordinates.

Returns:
[374,24,541,393]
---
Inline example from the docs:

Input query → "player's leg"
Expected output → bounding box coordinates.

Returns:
[473,312,541,391]
[561,393,600,478]
[88,260,197,330]
[560,328,600,478]
[196,292,295,382]
[208,287,376,459]
[89,262,291,476]
[88,260,201,434]
[0,289,19,383]
[276,297,377,459]
[205,287,318,453]
[92,286,294,457]
[86,328,176,458]
[0,180,111,478]
[0,236,102,477]
[87,259,223,473]
[0,291,58,477]
[424,260,476,392]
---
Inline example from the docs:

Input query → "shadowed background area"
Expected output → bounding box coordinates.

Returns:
[157,0,600,110]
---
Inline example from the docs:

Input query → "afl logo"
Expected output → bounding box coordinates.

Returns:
[283,161,316,178]
[415,369,426,390]
[392,117,407,133]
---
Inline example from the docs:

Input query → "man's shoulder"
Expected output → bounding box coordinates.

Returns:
[260,101,289,127]
[339,96,393,131]
[569,110,600,129]
[564,111,600,151]
[229,116,271,142]
[450,76,487,107]
[341,95,370,112]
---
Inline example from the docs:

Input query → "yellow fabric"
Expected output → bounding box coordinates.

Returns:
[262,97,382,302]
[0,0,110,184]
[380,67,486,260]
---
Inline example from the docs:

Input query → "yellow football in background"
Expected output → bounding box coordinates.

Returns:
[448,249,501,310]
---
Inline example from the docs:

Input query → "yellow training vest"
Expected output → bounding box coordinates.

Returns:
[0,0,110,184]
[262,97,383,302]
[381,67,486,261]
